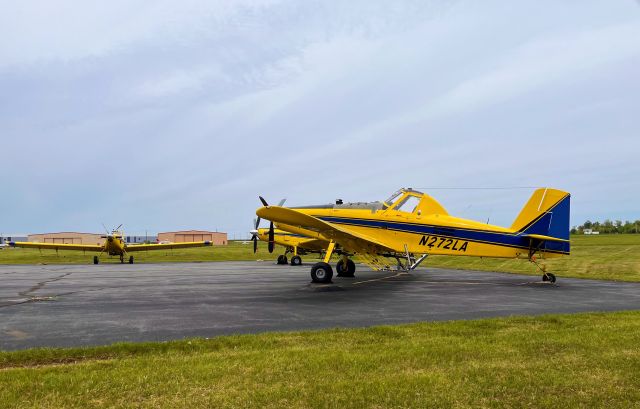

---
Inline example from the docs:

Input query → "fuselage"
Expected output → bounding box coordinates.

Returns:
[256,228,325,253]
[271,189,569,259]
[104,234,127,256]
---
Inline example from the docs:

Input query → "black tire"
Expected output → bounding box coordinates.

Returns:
[129,256,134,264]
[543,272,556,283]
[311,262,333,283]
[93,256,99,265]
[277,255,288,265]
[290,256,302,266]
[336,259,356,277]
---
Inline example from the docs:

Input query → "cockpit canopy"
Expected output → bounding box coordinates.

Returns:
[293,188,448,216]
[383,188,449,216]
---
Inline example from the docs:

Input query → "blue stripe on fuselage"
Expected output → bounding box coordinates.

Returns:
[316,216,569,254]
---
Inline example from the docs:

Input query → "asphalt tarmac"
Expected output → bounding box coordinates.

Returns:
[1,261,639,350]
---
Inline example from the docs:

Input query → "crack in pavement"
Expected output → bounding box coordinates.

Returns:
[18,272,73,298]
[0,287,109,309]
[0,273,74,309]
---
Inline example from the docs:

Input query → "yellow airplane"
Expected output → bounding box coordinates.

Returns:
[8,225,213,264]
[250,225,328,266]
[256,188,570,283]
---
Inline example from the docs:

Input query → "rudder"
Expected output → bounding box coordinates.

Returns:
[511,188,571,241]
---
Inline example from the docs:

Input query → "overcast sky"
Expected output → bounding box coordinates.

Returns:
[1,0,639,238]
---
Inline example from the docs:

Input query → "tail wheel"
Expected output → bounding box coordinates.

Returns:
[290,256,302,266]
[311,262,333,283]
[336,259,356,277]
[277,255,288,265]
[93,256,99,265]
[542,272,556,283]
[129,256,134,264]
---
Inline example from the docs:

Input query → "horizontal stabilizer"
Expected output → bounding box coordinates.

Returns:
[521,234,570,243]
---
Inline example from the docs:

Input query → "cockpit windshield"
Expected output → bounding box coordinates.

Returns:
[383,189,404,207]
[393,195,421,213]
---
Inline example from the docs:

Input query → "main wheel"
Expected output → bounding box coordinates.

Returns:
[290,255,302,266]
[93,256,99,265]
[311,262,333,283]
[542,272,556,283]
[277,255,288,265]
[129,256,134,264]
[336,259,356,277]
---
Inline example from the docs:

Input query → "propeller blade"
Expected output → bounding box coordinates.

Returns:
[259,196,269,207]
[254,217,261,229]
[268,221,275,253]
[277,198,287,207]
[101,223,110,235]
[114,224,123,232]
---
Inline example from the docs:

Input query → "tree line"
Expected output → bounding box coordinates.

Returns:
[571,220,640,235]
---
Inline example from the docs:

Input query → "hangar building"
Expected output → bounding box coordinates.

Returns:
[157,230,227,245]
[27,232,103,245]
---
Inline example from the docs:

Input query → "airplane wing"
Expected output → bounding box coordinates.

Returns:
[257,206,396,254]
[124,241,213,252]
[9,242,104,252]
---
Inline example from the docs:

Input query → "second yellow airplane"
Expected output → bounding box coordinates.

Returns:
[9,226,213,264]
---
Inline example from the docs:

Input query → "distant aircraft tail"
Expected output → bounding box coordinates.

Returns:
[511,188,571,252]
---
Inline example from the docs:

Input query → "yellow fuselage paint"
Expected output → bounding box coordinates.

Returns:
[269,190,567,260]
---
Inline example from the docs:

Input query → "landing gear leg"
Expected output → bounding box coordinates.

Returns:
[290,247,302,266]
[311,241,335,283]
[530,255,557,284]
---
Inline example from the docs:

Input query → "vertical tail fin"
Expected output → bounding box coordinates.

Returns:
[511,188,571,242]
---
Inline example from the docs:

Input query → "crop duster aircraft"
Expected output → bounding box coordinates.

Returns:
[250,224,327,266]
[8,225,213,264]
[256,188,570,284]
[249,199,328,266]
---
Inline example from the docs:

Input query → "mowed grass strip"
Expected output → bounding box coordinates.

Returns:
[1,311,639,408]
[2,235,640,282]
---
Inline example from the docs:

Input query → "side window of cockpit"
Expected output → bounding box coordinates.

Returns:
[394,196,421,214]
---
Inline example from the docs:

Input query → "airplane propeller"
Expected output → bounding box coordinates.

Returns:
[100,224,124,239]
[250,218,260,253]
[253,197,286,254]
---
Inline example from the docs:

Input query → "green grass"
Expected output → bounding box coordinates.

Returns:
[2,235,640,282]
[1,311,639,408]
